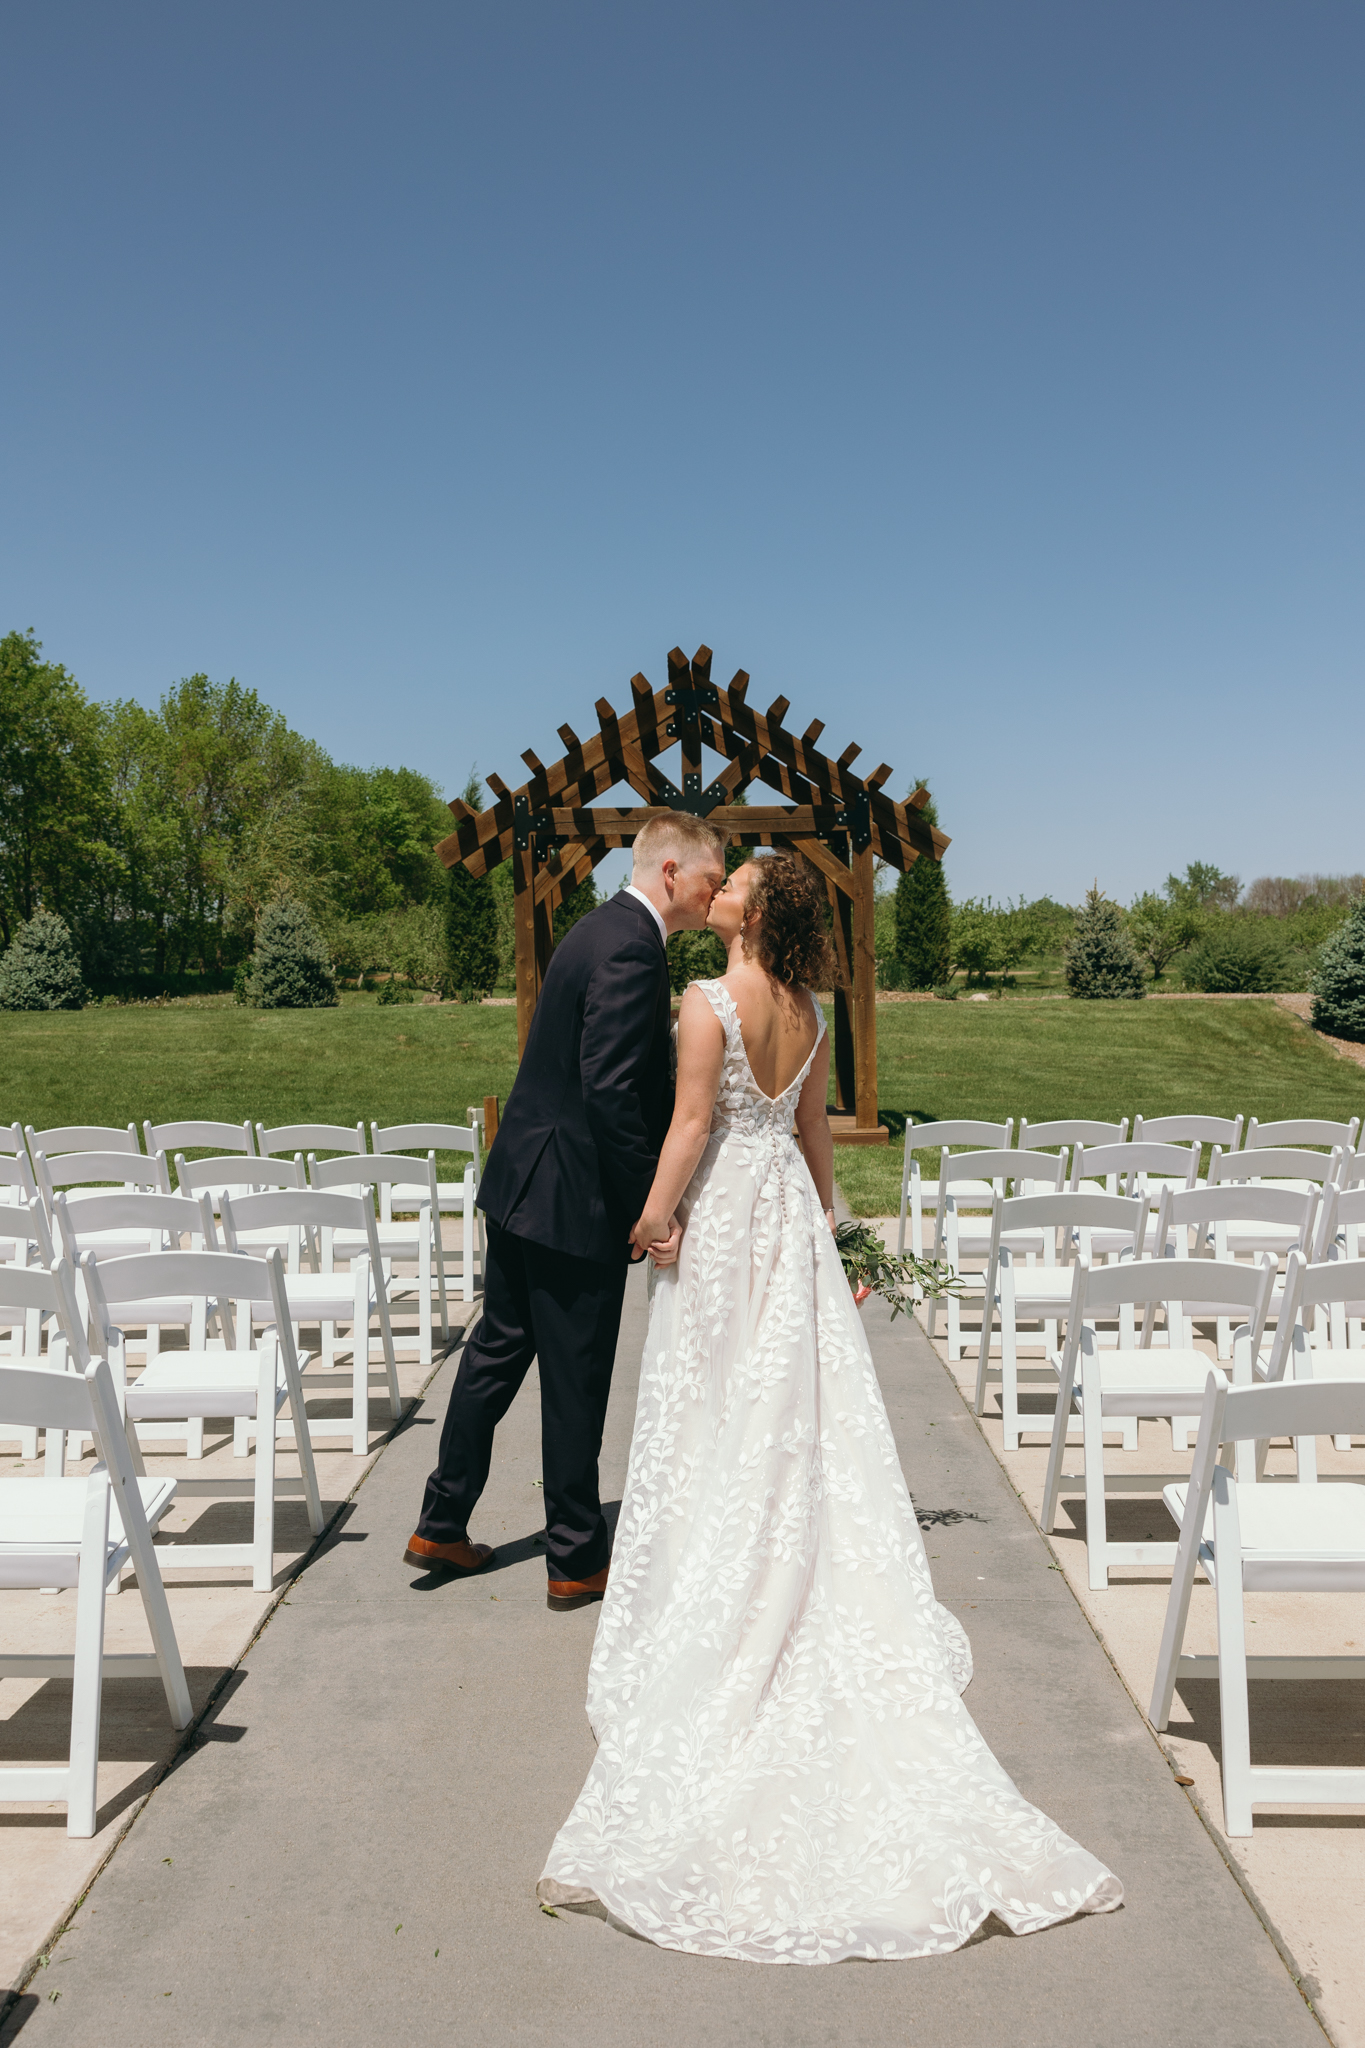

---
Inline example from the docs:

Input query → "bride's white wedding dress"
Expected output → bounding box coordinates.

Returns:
[540,980,1122,1964]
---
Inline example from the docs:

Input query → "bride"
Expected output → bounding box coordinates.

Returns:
[538,853,1122,1963]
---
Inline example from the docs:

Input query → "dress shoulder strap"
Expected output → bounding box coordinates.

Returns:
[692,977,738,1032]
[808,992,827,1047]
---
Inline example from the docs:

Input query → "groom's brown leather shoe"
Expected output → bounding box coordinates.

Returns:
[546,1566,608,1612]
[403,1533,494,1575]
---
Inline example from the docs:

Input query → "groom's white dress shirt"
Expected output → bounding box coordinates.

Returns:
[624,884,668,949]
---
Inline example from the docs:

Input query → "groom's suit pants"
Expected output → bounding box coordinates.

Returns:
[416,1219,632,1582]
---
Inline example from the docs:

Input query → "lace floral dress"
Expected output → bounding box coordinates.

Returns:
[539,979,1122,1963]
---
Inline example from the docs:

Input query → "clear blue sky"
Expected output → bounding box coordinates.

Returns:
[4,2,1361,903]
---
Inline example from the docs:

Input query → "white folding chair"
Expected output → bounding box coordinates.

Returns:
[1255,1251,1365,1466]
[974,1191,1147,1451]
[220,1189,401,1456]
[1148,1182,1319,1378]
[145,1118,256,1158]
[1150,1370,1365,1834]
[174,1154,305,1268]
[25,1123,140,1161]
[52,1191,221,1459]
[371,1120,483,1303]
[0,1355,191,1835]
[895,1119,1013,1259]
[82,1248,324,1590]
[33,1148,171,1218]
[309,1154,448,1364]
[932,1150,1063,1360]
[1040,1254,1277,1589]
[1133,1113,1244,1153]
[1244,1116,1359,1154]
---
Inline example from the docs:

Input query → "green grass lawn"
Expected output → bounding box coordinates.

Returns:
[3,992,1357,1216]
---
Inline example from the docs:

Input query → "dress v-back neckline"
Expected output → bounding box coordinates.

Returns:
[708,980,823,1104]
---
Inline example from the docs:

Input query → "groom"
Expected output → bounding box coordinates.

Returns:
[404,812,728,1608]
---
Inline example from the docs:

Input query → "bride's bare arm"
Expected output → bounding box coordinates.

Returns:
[629,985,726,1260]
[793,1032,835,1228]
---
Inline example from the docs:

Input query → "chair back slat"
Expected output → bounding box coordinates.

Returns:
[256,1122,365,1157]
[221,1188,371,1234]
[175,1154,303,1201]
[146,1118,256,1157]
[372,1121,479,1163]
[1246,1116,1359,1152]
[904,1119,1012,1156]
[1133,1113,1244,1149]
[1017,1119,1126,1150]
[25,1123,140,1159]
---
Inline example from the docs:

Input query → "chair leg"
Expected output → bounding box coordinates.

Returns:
[972,1262,997,1418]
[252,1393,277,1593]
[1082,1360,1109,1591]
[1216,1558,1254,1835]
[1000,1309,1020,1452]
[67,1478,112,1837]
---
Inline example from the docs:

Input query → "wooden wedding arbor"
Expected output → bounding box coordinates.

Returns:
[437,646,949,1143]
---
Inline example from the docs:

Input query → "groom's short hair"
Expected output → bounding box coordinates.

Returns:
[632,812,728,873]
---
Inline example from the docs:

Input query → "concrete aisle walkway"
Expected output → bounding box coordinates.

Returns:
[2,1273,1322,2047]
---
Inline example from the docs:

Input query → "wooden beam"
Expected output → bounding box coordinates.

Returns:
[786,834,854,896]
[866,763,893,791]
[766,695,790,725]
[513,846,538,1054]
[487,771,511,799]
[521,748,546,775]
[837,742,862,770]
[801,719,825,745]
[851,845,878,1130]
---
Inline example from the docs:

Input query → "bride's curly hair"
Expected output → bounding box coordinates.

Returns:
[742,854,842,991]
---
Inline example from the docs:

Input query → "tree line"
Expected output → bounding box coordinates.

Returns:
[0,628,587,998]
[880,789,1362,997]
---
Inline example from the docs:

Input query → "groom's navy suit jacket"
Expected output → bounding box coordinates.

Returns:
[477,890,673,1265]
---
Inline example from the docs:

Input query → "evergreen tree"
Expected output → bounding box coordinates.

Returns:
[1310,901,1365,1042]
[1064,885,1145,1000]
[552,875,600,943]
[0,907,86,1010]
[250,898,338,1008]
[890,783,951,989]
[444,771,500,1000]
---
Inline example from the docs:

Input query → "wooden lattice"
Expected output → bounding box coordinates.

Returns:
[437,646,949,1137]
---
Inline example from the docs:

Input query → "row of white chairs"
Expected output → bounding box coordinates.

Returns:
[2,1240,333,1832]
[2,1116,486,1315]
[915,1178,1365,1839]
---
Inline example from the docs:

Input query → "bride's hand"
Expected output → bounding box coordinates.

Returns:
[647,1215,683,1268]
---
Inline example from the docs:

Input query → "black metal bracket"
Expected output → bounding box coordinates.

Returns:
[513,793,567,859]
[834,790,871,854]
[663,679,719,737]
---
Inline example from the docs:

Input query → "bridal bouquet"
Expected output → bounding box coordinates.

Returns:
[833,1221,962,1321]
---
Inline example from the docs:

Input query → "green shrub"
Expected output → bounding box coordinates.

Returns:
[1309,902,1365,1042]
[891,854,952,989]
[667,927,726,993]
[376,975,415,1005]
[1064,887,1145,1000]
[251,899,339,1009]
[1180,918,1295,994]
[0,908,86,1010]
[445,862,500,1000]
